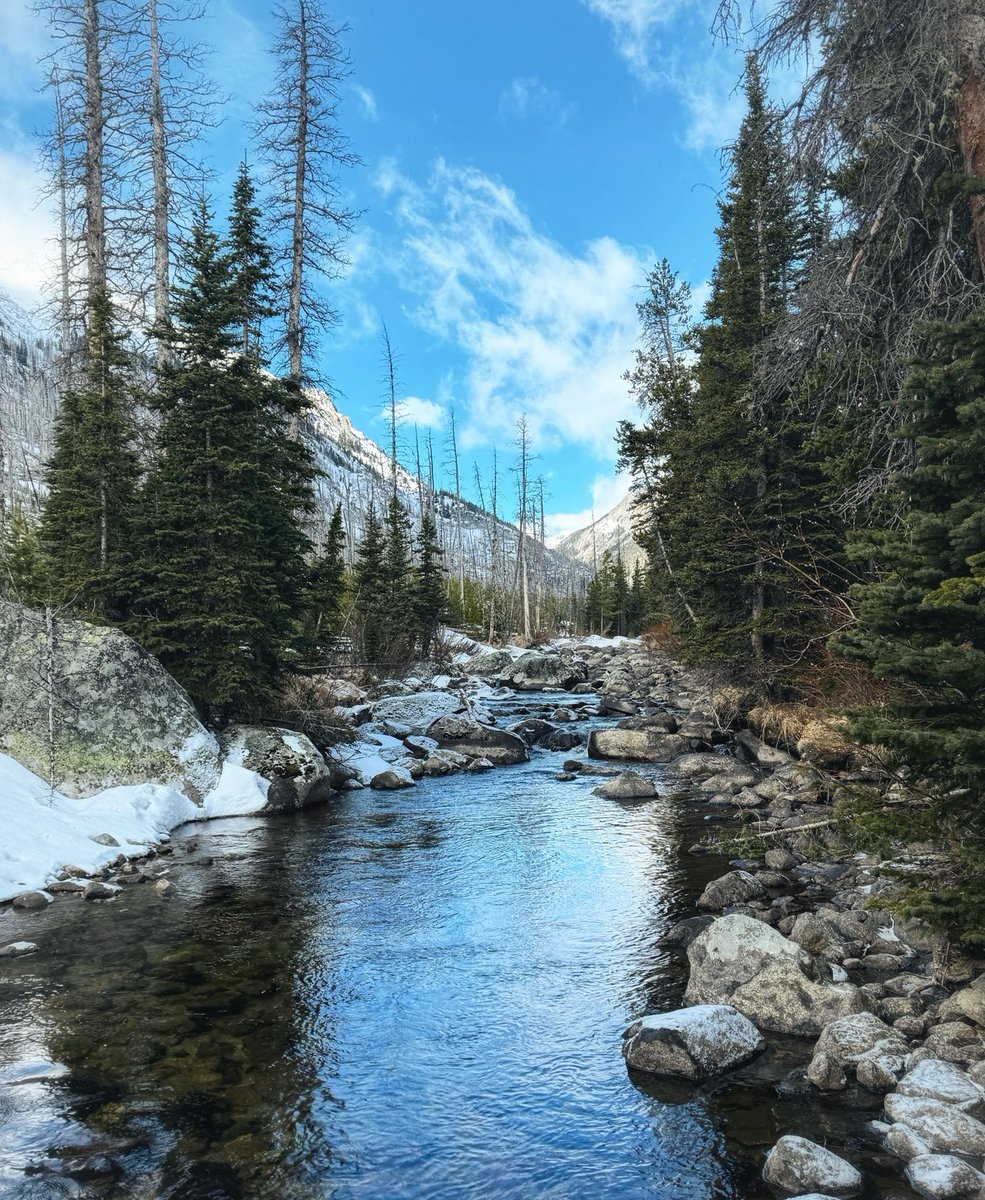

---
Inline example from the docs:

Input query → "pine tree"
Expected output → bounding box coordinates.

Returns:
[228,160,276,357]
[1,506,46,604]
[354,504,387,666]
[128,199,315,717]
[837,309,985,937]
[414,512,446,657]
[304,503,346,657]
[40,286,139,618]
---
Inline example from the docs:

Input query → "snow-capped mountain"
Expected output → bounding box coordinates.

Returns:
[551,491,646,573]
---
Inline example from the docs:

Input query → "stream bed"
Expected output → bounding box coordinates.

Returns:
[0,696,914,1199]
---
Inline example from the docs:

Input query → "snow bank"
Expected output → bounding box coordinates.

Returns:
[330,733,412,786]
[0,753,269,902]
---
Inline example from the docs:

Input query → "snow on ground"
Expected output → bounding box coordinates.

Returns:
[0,753,269,903]
[331,732,413,786]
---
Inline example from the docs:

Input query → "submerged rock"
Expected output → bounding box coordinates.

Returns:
[622,1004,765,1080]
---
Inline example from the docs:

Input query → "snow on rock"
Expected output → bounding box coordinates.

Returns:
[0,752,268,902]
[369,691,464,735]
[897,1059,985,1112]
[622,1004,765,1080]
[905,1154,985,1200]
[763,1136,863,1196]
[884,1095,985,1157]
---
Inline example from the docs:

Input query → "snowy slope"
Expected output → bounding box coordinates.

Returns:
[551,491,646,573]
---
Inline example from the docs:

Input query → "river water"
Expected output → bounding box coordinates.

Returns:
[0,696,912,1199]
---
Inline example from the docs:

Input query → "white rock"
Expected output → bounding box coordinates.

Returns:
[905,1153,985,1200]
[884,1094,985,1156]
[883,1123,931,1162]
[622,1004,766,1080]
[898,1059,985,1112]
[763,1136,863,1195]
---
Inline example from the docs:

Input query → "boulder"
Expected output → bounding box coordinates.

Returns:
[883,1124,931,1162]
[763,1136,863,1196]
[905,1155,985,1200]
[617,713,679,733]
[370,769,415,790]
[684,915,864,1037]
[11,891,53,911]
[588,729,687,763]
[461,650,517,677]
[898,1060,985,1113]
[369,691,463,735]
[427,716,528,766]
[884,1095,985,1156]
[622,1004,765,1080]
[696,871,766,910]
[220,725,333,813]
[499,652,588,692]
[593,772,658,800]
[0,600,221,803]
[666,752,729,778]
[600,696,637,716]
[924,1022,985,1067]
[542,729,584,752]
[510,718,557,747]
[0,942,39,958]
[943,982,985,1029]
[735,730,795,769]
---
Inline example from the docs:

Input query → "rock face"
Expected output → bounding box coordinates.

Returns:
[427,716,529,765]
[0,600,221,803]
[684,915,864,1037]
[593,772,657,800]
[622,1005,765,1080]
[763,1136,863,1196]
[499,652,588,692]
[587,729,687,762]
[220,725,333,813]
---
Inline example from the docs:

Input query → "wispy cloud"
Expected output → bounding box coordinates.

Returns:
[353,84,380,122]
[373,158,648,461]
[578,0,688,87]
[499,77,573,127]
[395,395,445,429]
[545,471,634,539]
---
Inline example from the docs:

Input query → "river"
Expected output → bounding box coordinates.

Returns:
[0,694,910,1199]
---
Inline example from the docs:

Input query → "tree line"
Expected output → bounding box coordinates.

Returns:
[615,3,985,936]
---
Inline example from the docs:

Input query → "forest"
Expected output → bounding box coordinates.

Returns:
[1,0,984,931]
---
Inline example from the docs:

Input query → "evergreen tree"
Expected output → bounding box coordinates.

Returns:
[627,560,646,634]
[128,199,315,717]
[304,503,346,657]
[228,160,276,358]
[837,310,985,937]
[40,286,139,618]
[354,504,387,666]
[414,512,446,657]
[1,506,46,604]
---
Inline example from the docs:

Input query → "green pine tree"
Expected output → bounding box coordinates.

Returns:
[128,199,316,718]
[40,287,140,619]
[354,504,388,667]
[1,505,46,604]
[414,512,446,657]
[304,503,347,657]
[228,160,276,358]
[836,309,985,938]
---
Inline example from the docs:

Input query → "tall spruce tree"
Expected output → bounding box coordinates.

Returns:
[41,286,139,618]
[304,503,346,657]
[837,309,985,937]
[414,512,446,657]
[354,504,387,666]
[228,160,276,357]
[128,199,315,717]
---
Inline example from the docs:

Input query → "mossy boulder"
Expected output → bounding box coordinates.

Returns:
[0,600,220,802]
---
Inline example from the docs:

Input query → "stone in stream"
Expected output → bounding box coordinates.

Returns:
[905,1154,985,1200]
[696,871,766,910]
[763,1136,863,1196]
[622,1004,765,1080]
[370,769,415,790]
[684,914,864,1037]
[897,1059,985,1113]
[0,941,39,958]
[509,718,556,747]
[83,881,119,901]
[11,891,53,911]
[427,716,529,766]
[587,728,686,762]
[498,651,588,692]
[600,696,638,716]
[220,725,334,813]
[542,729,584,752]
[615,712,679,733]
[592,772,657,800]
[883,1094,985,1156]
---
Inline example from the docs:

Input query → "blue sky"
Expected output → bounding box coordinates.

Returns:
[0,0,774,535]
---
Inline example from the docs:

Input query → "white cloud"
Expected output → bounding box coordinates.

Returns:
[374,159,649,462]
[499,77,573,126]
[395,395,445,429]
[0,0,48,98]
[0,140,57,307]
[353,84,380,122]
[545,472,633,539]
[578,0,688,87]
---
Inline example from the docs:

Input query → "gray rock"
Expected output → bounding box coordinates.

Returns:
[509,718,557,746]
[370,769,415,790]
[696,871,766,910]
[666,752,729,778]
[460,649,517,677]
[542,729,584,752]
[0,599,221,802]
[427,716,528,766]
[905,1154,985,1200]
[884,1094,985,1156]
[883,1123,931,1162]
[11,891,52,911]
[684,914,864,1037]
[617,712,679,733]
[90,832,120,847]
[857,1055,903,1092]
[220,725,333,813]
[622,1004,765,1080]
[587,729,687,762]
[83,881,117,901]
[600,696,638,716]
[807,1051,848,1091]
[898,1059,985,1113]
[942,983,985,1029]
[765,848,798,871]
[763,1136,863,1196]
[499,652,588,692]
[153,878,176,898]
[0,941,39,957]
[735,730,795,769]
[369,691,464,735]
[924,1021,985,1067]
[593,771,658,800]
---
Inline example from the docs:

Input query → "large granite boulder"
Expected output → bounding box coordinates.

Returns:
[499,652,588,692]
[0,600,220,803]
[219,725,334,813]
[588,729,687,762]
[427,716,528,765]
[593,771,657,800]
[807,1013,908,1092]
[369,691,463,736]
[622,1004,765,1080]
[460,649,517,678]
[763,1136,863,1196]
[684,914,864,1037]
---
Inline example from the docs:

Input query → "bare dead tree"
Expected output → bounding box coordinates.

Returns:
[381,321,399,500]
[255,0,360,384]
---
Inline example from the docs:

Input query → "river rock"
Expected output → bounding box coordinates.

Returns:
[897,1060,985,1113]
[763,1136,863,1196]
[542,729,583,752]
[11,891,53,911]
[0,600,221,802]
[587,729,686,763]
[883,1123,931,1162]
[941,981,985,1029]
[461,650,517,678]
[884,1094,985,1156]
[427,716,528,766]
[0,941,39,957]
[696,871,766,910]
[370,768,415,790]
[735,730,795,769]
[684,914,864,1037]
[220,725,333,813]
[600,696,637,716]
[924,1022,985,1067]
[593,772,657,800]
[905,1154,985,1200]
[499,652,588,692]
[622,1004,765,1080]
[369,691,464,735]
[666,752,728,778]
[618,713,679,733]
[83,881,118,901]
[510,718,557,746]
